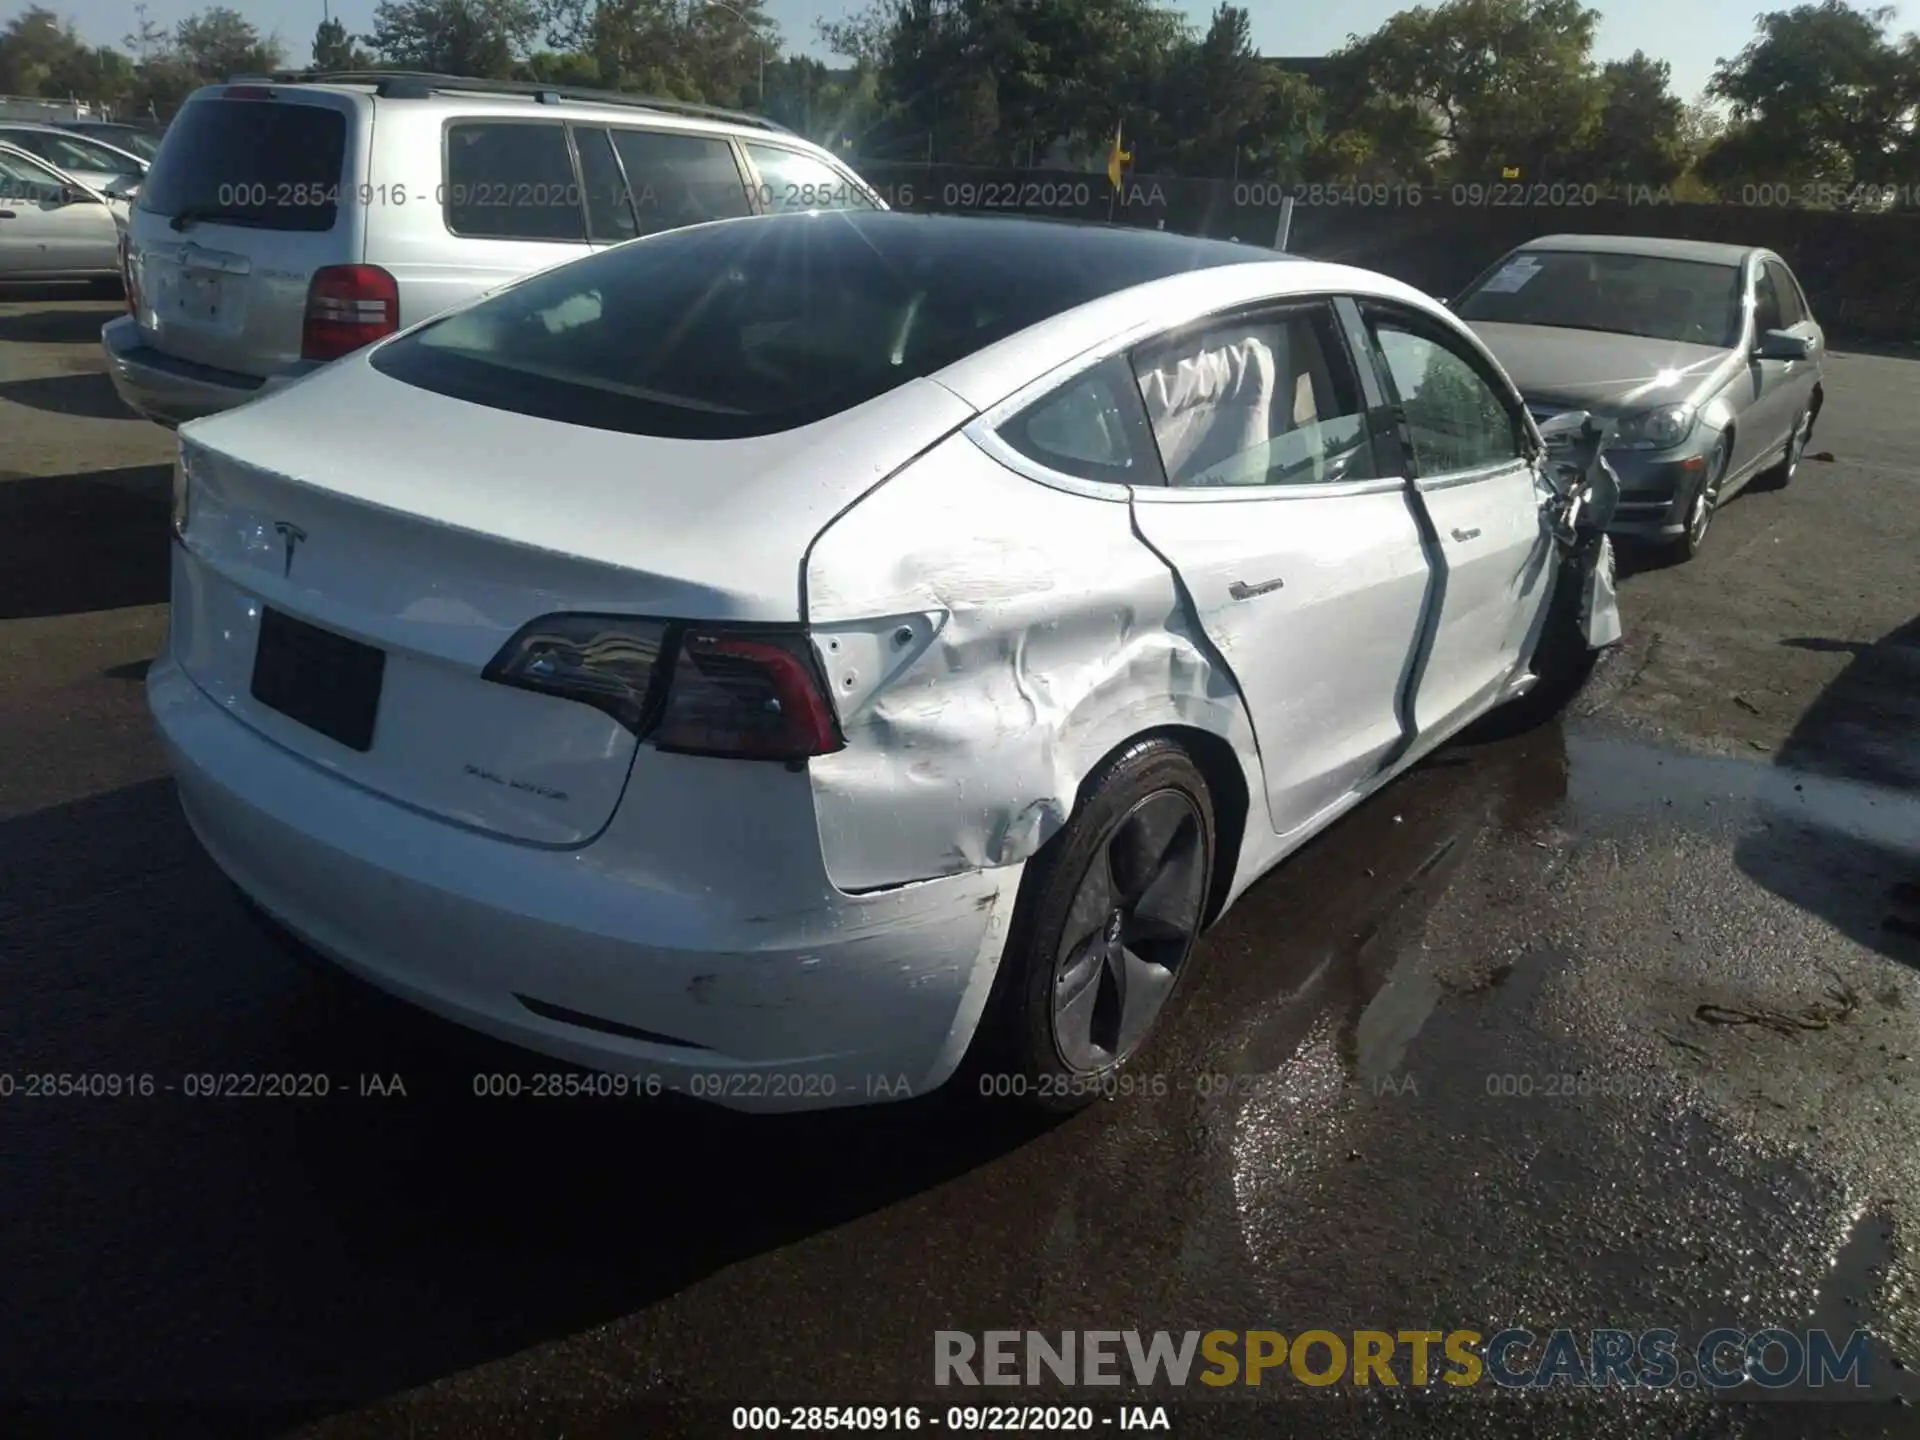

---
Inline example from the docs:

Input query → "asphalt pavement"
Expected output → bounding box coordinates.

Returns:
[3,289,1919,1440]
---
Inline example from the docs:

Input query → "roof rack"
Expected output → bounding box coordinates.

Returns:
[227,71,791,134]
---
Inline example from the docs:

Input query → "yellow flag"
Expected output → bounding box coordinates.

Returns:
[1107,121,1132,191]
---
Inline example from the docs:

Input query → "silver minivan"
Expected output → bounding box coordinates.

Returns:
[104,73,885,427]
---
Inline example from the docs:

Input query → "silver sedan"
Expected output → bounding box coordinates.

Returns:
[0,141,128,283]
[1456,235,1825,561]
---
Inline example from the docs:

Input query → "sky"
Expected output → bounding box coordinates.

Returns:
[26,0,1920,104]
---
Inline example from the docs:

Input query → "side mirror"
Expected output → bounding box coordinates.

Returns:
[103,174,140,201]
[1754,328,1814,362]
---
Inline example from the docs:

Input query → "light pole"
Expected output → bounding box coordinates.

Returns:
[694,0,766,110]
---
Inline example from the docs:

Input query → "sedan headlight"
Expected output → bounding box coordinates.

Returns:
[1609,403,1698,451]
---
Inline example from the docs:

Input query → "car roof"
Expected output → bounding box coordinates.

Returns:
[1518,233,1756,267]
[197,74,803,148]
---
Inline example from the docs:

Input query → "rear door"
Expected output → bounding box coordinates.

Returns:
[1763,254,1822,425]
[1741,260,1801,472]
[1355,299,1551,741]
[1123,298,1433,840]
[129,88,362,378]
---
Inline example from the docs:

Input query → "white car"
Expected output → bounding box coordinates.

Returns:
[149,211,1618,1113]
[0,140,129,283]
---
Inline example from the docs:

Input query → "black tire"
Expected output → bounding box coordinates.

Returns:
[965,738,1215,1115]
[1674,436,1732,561]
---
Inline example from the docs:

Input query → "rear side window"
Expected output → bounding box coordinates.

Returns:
[138,99,347,232]
[573,126,637,243]
[445,121,586,242]
[608,129,751,236]
[999,355,1162,485]
[742,143,877,213]
[1131,305,1377,488]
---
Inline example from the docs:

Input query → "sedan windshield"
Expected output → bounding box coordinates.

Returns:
[1456,250,1745,348]
[371,211,1271,439]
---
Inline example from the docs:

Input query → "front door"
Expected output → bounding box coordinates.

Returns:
[1124,298,1433,840]
[1356,300,1553,741]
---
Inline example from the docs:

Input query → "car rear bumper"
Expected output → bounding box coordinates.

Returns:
[147,652,1023,1113]
[101,315,309,427]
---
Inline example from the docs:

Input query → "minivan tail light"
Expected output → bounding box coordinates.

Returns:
[484,617,843,761]
[119,233,139,317]
[302,264,399,361]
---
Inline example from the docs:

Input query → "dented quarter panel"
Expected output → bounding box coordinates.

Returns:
[803,434,1264,895]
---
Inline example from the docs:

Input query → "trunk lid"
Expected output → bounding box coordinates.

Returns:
[129,87,365,379]
[171,357,976,844]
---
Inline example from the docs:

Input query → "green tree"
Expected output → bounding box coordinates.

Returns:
[1570,51,1686,187]
[0,6,90,94]
[369,0,542,76]
[1701,1,1920,202]
[312,16,374,69]
[831,0,1189,166]
[174,7,284,80]
[1329,0,1604,183]
[1153,6,1327,177]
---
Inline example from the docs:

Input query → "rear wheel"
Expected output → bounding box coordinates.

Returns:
[969,739,1214,1114]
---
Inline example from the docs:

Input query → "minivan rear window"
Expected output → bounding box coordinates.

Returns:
[369,210,1272,440]
[138,98,347,233]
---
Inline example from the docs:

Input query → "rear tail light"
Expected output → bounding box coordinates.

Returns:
[302,264,399,361]
[119,233,138,317]
[652,630,843,760]
[485,616,843,761]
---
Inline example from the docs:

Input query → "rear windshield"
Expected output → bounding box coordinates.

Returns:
[1456,250,1745,348]
[370,212,1269,439]
[138,98,347,233]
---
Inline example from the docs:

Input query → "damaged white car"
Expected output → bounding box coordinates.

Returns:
[149,210,1620,1113]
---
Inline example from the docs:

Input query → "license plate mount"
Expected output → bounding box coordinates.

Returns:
[250,607,386,752]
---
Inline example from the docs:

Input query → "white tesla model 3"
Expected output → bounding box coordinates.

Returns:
[149,210,1617,1112]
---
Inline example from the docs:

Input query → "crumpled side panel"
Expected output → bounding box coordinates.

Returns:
[805,434,1263,894]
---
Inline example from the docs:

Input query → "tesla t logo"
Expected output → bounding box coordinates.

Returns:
[273,521,307,577]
